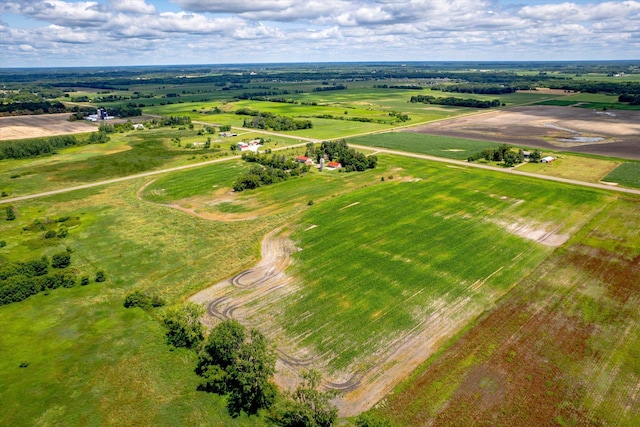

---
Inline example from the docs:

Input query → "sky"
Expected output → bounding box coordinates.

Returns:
[0,0,638,67]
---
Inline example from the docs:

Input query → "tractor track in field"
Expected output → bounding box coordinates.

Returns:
[190,226,364,394]
[186,221,492,416]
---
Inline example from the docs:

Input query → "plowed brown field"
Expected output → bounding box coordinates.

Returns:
[406,106,640,160]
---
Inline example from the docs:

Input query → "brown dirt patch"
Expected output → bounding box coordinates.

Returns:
[0,113,97,141]
[406,106,640,160]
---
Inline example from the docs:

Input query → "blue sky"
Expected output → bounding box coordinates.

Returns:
[0,1,638,67]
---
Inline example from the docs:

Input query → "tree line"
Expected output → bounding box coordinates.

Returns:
[153,301,341,426]
[619,94,640,105]
[409,94,501,108]
[236,109,313,131]
[0,100,67,116]
[431,83,532,94]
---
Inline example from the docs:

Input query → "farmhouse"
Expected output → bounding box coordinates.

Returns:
[237,139,262,152]
[541,156,556,163]
[295,155,314,165]
[326,161,342,169]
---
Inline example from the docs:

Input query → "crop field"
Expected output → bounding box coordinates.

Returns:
[112,84,559,140]
[0,114,97,141]
[347,132,505,160]
[374,194,640,426]
[143,154,617,416]
[407,105,640,161]
[602,162,640,188]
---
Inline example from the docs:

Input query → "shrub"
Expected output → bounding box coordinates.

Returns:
[6,206,16,221]
[95,271,106,282]
[123,291,164,309]
[80,276,90,286]
[51,253,71,269]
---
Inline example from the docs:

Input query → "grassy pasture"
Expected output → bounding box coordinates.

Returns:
[517,154,621,183]
[533,92,640,110]
[0,125,300,198]
[0,178,278,426]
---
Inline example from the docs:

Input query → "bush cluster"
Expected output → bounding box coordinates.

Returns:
[233,153,309,192]
[0,254,76,305]
[0,253,106,306]
[123,290,165,309]
[467,144,526,167]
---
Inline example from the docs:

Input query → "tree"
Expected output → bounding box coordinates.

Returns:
[529,149,542,163]
[268,369,338,427]
[196,320,277,417]
[226,329,277,417]
[503,151,519,167]
[163,302,205,349]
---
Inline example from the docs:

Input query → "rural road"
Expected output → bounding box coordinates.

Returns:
[2,129,640,206]
[349,144,640,196]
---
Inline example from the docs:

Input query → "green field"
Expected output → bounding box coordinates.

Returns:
[279,156,609,371]
[348,132,505,160]
[602,162,640,188]
[0,177,280,426]
[0,126,301,198]
[2,63,640,426]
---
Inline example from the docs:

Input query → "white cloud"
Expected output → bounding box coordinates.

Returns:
[0,0,638,66]
[110,0,156,14]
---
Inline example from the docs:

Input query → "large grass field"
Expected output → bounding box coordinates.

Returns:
[0,177,282,426]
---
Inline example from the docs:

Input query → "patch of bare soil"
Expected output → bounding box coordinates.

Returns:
[406,106,640,160]
[0,113,96,140]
